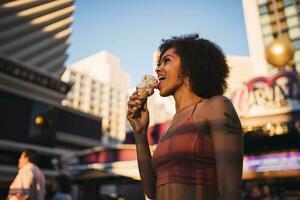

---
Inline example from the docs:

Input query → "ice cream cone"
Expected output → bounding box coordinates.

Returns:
[136,75,158,99]
[138,88,152,98]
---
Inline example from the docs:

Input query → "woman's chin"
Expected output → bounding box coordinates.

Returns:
[159,89,172,97]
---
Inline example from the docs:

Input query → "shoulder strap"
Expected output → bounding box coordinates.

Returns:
[191,99,203,118]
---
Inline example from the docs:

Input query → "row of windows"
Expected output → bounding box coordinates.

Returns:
[257,0,295,8]
[263,32,300,48]
[260,5,298,26]
[261,21,300,39]
[259,1,298,16]
[69,73,106,88]
[71,87,124,99]
[261,21,287,34]
[259,1,282,15]
[70,96,125,111]
[69,70,128,94]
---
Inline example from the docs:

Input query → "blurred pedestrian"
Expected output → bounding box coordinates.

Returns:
[52,174,72,200]
[244,185,263,200]
[7,149,46,200]
[261,185,281,200]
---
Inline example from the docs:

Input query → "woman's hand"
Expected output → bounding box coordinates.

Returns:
[127,91,149,134]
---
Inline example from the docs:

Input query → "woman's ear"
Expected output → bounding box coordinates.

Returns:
[183,77,190,88]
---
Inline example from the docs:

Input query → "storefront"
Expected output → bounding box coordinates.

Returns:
[231,70,300,199]
[0,53,103,199]
[66,145,146,200]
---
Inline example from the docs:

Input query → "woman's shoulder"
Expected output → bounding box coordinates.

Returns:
[207,95,231,104]
[193,95,234,120]
[205,95,234,110]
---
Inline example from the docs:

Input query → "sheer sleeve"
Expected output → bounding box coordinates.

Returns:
[134,133,157,199]
[206,95,243,200]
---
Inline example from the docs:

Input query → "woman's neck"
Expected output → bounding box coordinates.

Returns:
[173,86,202,112]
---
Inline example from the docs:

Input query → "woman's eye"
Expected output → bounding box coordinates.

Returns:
[164,58,170,64]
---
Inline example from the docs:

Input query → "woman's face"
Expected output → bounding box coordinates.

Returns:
[155,48,185,97]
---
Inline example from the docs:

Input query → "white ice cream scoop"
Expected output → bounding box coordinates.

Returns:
[137,75,158,98]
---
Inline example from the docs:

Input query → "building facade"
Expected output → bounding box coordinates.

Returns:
[226,55,254,93]
[240,1,300,197]
[242,0,300,74]
[0,0,74,76]
[0,2,106,199]
[62,51,130,143]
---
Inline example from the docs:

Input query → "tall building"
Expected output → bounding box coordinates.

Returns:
[242,0,300,74]
[226,55,254,94]
[0,0,74,76]
[238,2,300,196]
[62,51,130,143]
[0,2,106,197]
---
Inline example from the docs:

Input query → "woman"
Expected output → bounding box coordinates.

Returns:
[127,34,243,200]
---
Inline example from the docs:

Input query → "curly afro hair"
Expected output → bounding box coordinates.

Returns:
[158,33,229,98]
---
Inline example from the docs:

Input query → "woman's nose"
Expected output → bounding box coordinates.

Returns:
[155,66,161,74]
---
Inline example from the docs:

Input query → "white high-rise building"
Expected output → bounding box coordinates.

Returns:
[62,51,129,143]
[226,55,254,94]
[242,0,300,74]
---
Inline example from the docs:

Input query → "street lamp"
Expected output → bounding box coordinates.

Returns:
[34,115,44,127]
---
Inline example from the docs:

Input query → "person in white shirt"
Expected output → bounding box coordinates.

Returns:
[7,149,46,200]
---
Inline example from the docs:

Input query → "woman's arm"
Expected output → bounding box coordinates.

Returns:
[134,133,157,199]
[206,96,243,200]
[127,92,156,199]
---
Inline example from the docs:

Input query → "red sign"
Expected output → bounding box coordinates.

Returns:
[231,71,300,117]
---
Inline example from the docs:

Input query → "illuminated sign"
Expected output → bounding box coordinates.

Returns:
[231,71,300,117]
[243,151,300,173]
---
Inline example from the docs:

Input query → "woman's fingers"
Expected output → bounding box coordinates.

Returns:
[127,90,147,121]
[128,94,146,109]
[128,101,141,113]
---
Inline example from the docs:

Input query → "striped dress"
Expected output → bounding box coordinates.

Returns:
[152,101,218,199]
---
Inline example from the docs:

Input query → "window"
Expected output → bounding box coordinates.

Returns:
[294,50,300,62]
[293,39,300,49]
[289,27,300,39]
[262,24,273,35]
[284,5,297,17]
[283,0,294,6]
[296,62,300,72]
[257,0,268,6]
[259,5,269,14]
[263,35,274,46]
[287,16,299,27]
[260,14,270,24]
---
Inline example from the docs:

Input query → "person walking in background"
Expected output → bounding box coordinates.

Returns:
[52,174,72,200]
[261,185,281,200]
[127,34,243,200]
[244,185,263,200]
[7,149,46,200]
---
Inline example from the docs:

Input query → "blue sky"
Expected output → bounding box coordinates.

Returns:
[67,0,249,87]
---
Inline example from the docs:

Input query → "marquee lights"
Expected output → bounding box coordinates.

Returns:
[243,121,298,136]
[243,151,300,173]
